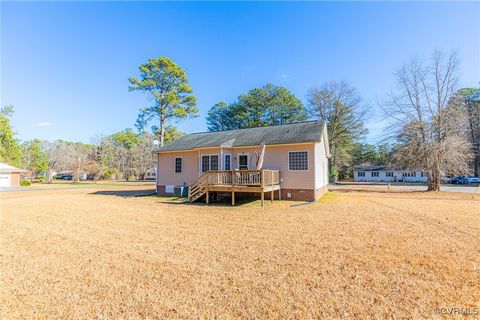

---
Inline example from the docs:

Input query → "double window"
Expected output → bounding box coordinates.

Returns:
[386,172,394,177]
[357,172,365,177]
[289,151,308,170]
[371,171,379,177]
[174,157,182,173]
[201,155,219,173]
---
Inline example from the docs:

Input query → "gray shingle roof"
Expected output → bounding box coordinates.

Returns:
[156,121,325,152]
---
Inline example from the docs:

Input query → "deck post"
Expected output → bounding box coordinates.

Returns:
[206,190,209,204]
[261,191,264,207]
[278,189,282,200]
[271,190,274,202]
[231,191,235,206]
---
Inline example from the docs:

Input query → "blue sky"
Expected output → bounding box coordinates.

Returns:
[1,1,479,144]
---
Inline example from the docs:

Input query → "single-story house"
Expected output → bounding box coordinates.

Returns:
[0,163,27,187]
[155,121,331,204]
[353,165,427,183]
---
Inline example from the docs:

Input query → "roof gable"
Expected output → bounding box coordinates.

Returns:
[0,162,26,173]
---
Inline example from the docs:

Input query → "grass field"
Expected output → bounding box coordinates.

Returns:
[1,186,479,319]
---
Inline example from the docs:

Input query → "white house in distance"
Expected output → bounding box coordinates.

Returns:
[353,165,428,183]
[154,121,331,204]
[144,167,157,180]
[0,163,26,187]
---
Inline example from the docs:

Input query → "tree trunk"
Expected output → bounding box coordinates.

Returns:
[426,171,434,191]
[474,141,480,177]
[429,164,441,192]
[159,114,165,147]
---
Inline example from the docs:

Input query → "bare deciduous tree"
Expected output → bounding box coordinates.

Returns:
[307,81,368,180]
[383,51,471,191]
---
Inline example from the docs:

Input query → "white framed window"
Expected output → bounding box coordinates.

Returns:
[174,157,182,173]
[288,151,308,171]
[201,155,210,173]
[224,154,231,170]
[238,154,248,170]
[201,154,219,172]
[357,172,365,177]
[211,155,219,170]
[386,172,393,177]
[371,171,379,177]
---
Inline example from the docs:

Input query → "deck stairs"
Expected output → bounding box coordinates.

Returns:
[188,173,208,202]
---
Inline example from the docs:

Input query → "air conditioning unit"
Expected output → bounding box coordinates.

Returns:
[173,186,189,197]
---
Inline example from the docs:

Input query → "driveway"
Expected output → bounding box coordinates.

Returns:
[333,183,480,193]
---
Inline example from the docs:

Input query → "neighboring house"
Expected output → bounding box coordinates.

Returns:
[0,163,27,187]
[155,121,331,204]
[144,167,157,180]
[353,166,428,183]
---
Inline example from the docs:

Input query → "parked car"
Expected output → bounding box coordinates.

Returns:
[466,176,480,183]
[451,176,469,184]
[62,175,73,180]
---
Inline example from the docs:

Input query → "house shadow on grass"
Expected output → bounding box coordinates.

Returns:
[89,190,310,207]
[89,189,158,198]
[89,189,199,205]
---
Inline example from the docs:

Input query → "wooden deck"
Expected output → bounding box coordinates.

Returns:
[188,170,281,206]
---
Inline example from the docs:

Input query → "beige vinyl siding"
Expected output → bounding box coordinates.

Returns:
[157,151,198,186]
[231,144,315,190]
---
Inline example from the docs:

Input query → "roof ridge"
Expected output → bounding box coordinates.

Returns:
[189,120,321,135]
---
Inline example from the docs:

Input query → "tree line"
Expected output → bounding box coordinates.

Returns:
[1,53,478,188]
[0,107,183,182]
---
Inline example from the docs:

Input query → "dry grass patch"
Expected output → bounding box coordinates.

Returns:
[1,186,479,319]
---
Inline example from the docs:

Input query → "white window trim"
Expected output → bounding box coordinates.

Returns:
[223,153,232,170]
[174,157,183,174]
[288,150,309,171]
[200,154,220,173]
[237,154,249,170]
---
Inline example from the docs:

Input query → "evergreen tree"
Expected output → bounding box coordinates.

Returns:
[0,105,22,167]
[129,57,198,146]
[206,84,307,131]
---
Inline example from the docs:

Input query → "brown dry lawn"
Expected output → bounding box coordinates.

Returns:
[1,186,479,319]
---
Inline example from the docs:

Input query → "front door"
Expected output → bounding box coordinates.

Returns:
[238,154,248,170]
